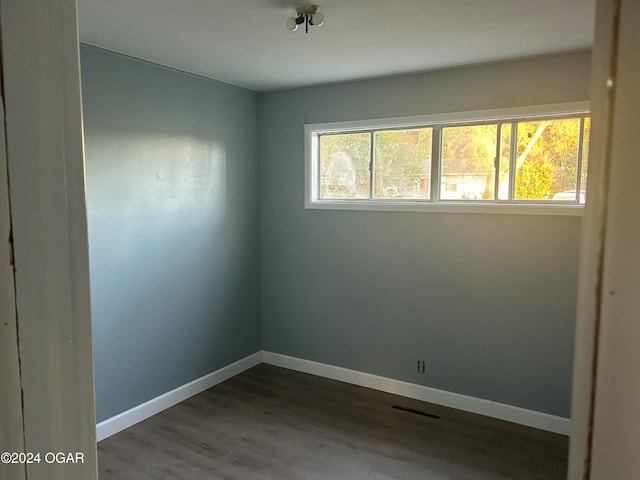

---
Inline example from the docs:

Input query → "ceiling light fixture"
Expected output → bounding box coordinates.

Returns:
[286,4,324,34]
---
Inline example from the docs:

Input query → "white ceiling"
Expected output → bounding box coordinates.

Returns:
[77,0,595,92]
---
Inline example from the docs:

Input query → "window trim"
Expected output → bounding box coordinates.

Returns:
[305,101,590,216]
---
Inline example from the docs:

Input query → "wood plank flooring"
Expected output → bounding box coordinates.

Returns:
[98,364,568,480]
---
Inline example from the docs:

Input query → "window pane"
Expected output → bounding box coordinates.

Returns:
[319,133,371,199]
[373,128,432,199]
[441,124,497,200]
[498,123,511,200]
[514,118,581,201]
[580,117,591,203]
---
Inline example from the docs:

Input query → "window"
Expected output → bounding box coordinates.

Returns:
[306,102,590,214]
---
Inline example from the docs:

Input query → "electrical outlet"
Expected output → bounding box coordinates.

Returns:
[417,360,426,373]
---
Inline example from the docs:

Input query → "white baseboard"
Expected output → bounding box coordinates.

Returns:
[261,351,571,436]
[96,350,570,441]
[96,351,262,441]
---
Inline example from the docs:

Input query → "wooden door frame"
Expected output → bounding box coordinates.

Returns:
[0,42,26,480]
[566,0,640,478]
[0,1,98,479]
[571,0,640,478]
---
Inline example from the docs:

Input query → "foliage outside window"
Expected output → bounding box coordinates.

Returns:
[308,105,591,211]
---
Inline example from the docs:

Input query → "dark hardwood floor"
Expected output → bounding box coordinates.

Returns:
[98,364,568,480]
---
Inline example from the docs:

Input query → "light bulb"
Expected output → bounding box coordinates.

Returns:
[286,17,298,31]
[310,12,324,26]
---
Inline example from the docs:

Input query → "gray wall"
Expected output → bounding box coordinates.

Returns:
[81,45,261,422]
[259,51,591,418]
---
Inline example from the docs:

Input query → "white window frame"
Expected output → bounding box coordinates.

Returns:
[305,101,590,216]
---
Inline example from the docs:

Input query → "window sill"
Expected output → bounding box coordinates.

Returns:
[305,200,585,216]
